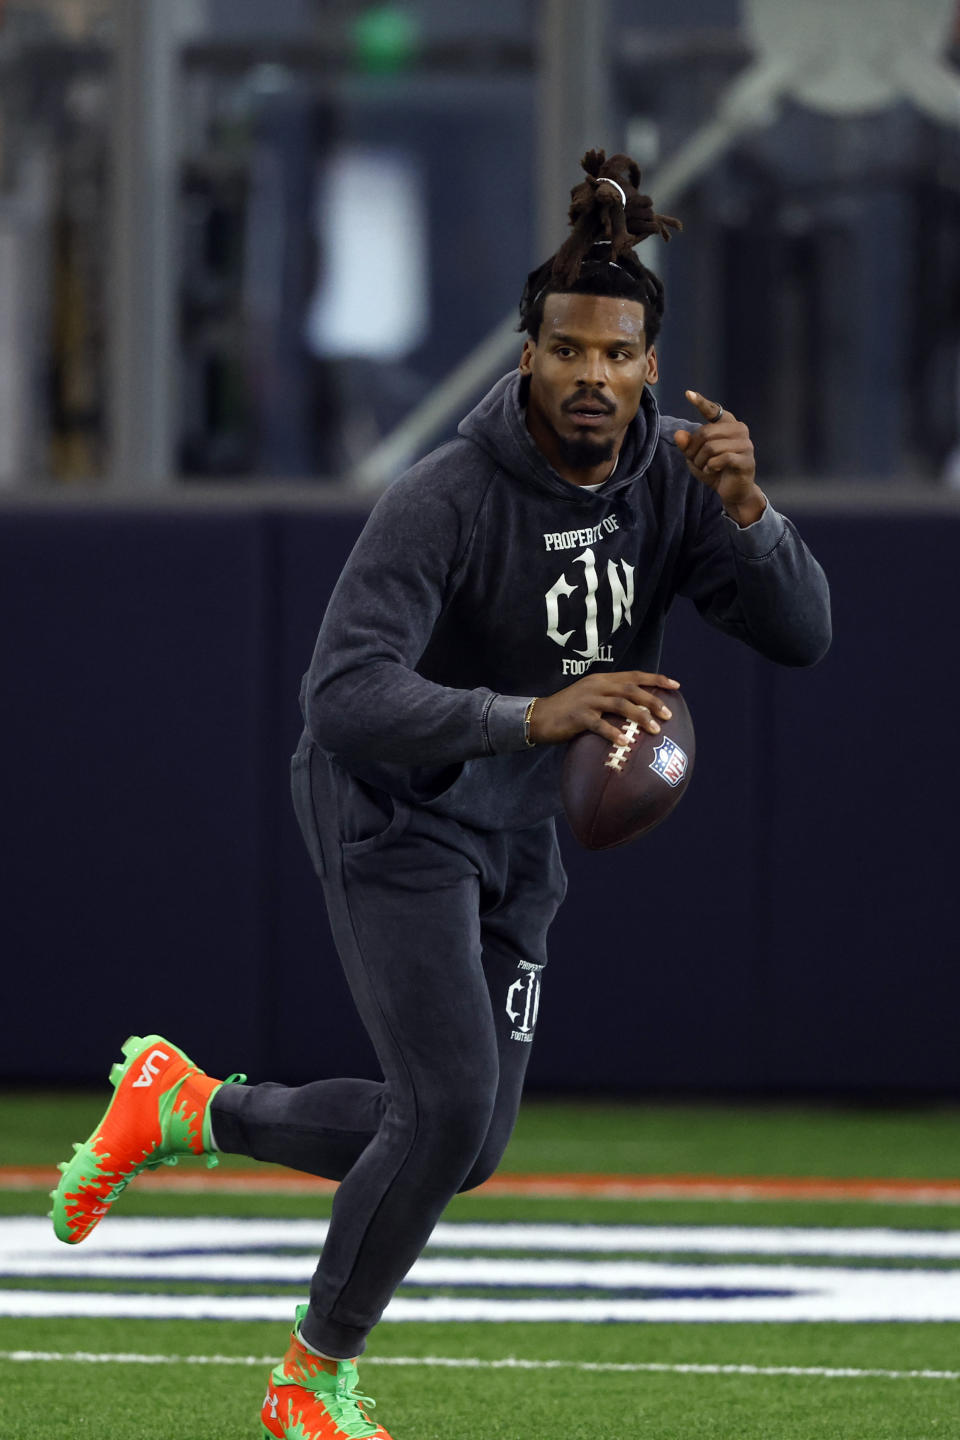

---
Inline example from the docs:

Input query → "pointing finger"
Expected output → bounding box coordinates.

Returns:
[685,389,727,424]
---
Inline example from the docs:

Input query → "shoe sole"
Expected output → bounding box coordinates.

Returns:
[259,1406,389,1439]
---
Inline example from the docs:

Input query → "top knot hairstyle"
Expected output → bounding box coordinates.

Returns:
[519,149,682,346]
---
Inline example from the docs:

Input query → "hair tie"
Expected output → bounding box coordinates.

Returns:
[529,247,629,309]
[592,176,627,207]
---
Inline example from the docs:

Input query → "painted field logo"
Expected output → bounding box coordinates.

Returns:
[649,737,687,788]
[4,1216,960,1323]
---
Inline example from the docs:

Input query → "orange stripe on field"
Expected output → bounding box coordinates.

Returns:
[3,1166,960,1204]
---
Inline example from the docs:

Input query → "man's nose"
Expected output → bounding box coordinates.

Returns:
[576,354,607,387]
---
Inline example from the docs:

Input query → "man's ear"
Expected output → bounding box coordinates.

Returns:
[518,337,536,375]
[645,346,659,385]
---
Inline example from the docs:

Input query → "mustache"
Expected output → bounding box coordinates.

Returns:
[562,390,615,415]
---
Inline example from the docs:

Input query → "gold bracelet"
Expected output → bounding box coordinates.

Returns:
[524,697,538,748]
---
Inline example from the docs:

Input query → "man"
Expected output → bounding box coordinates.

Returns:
[52,152,830,1438]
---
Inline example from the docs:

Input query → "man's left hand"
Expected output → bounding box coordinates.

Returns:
[675,390,766,528]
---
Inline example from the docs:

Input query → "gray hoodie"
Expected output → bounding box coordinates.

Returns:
[300,372,831,829]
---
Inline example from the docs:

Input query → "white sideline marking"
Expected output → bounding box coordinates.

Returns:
[0,1351,957,1383]
[6,1252,960,1292]
[5,1272,960,1322]
[7,1216,960,1258]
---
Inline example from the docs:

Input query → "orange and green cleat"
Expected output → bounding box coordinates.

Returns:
[50,1033,245,1245]
[261,1305,394,1439]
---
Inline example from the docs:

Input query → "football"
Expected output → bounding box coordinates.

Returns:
[561,686,695,850]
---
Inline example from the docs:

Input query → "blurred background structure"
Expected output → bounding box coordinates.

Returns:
[0,0,958,488]
[2,0,960,1095]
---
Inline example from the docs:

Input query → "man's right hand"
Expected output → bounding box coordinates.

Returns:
[529,671,681,748]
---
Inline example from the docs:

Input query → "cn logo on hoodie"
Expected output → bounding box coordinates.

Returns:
[545,546,634,674]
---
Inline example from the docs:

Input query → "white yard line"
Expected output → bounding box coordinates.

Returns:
[0,1350,956,1382]
[5,1276,960,1322]
[5,1253,960,1289]
[6,1216,960,1258]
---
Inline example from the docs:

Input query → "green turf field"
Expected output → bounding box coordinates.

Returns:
[1,1092,958,1439]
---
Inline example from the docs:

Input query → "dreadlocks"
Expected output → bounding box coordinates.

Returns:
[519,149,681,347]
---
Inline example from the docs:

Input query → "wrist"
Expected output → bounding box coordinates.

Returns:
[723,487,766,528]
[524,697,538,748]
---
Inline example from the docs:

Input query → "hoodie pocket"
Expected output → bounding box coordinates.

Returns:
[294,744,411,866]
[338,772,410,855]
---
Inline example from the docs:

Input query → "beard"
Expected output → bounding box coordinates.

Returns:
[552,430,616,471]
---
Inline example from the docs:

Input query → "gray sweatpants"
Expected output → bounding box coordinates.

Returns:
[211,741,566,1357]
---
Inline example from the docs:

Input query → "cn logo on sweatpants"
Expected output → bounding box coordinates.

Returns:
[506,965,541,1043]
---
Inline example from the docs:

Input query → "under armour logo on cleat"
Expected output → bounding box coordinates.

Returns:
[131,1049,171,1088]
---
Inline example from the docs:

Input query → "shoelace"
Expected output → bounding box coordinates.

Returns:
[319,1388,379,1437]
[316,1373,380,1438]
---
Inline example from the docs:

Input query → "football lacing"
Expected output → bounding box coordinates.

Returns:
[604,719,641,772]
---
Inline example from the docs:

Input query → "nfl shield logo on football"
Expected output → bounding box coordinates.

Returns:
[649,736,688,788]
